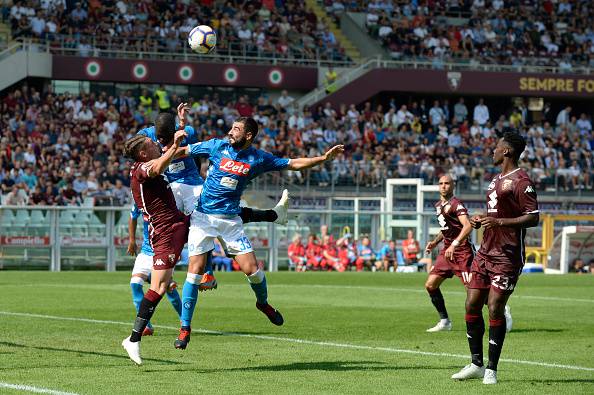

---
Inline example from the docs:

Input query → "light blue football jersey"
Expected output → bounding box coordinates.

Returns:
[130,203,153,256]
[188,139,290,215]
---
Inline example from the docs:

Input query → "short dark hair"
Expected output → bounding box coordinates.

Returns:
[124,135,147,161]
[155,112,176,143]
[502,132,526,161]
[236,117,259,139]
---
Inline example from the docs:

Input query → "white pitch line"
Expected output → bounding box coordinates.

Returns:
[1,311,593,373]
[0,382,79,395]
[16,283,594,304]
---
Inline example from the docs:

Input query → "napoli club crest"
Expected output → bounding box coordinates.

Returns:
[447,72,462,91]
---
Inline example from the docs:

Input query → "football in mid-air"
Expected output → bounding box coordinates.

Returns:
[188,25,216,54]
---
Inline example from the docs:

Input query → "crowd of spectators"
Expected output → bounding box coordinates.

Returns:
[287,225,426,272]
[1,82,593,207]
[325,0,594,70]
[4,0,348,62]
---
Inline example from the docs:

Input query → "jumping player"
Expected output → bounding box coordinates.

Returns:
[451,132,539,384]
[126,203,183,336]
[171,116,344,349]
[121,129,188,365]
[139,104,289,293]
[424,174,474,332]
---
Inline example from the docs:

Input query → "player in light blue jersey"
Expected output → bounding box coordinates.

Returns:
[170,116,343,349]
[127,203,183,335]
[138,105,290,292]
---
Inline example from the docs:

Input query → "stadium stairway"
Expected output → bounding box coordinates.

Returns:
[0,21,10,48]
[305,0,361,62]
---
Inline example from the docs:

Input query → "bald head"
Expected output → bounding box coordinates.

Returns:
[438,174,455,200]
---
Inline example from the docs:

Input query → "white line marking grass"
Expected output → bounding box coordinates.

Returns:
[0,382,79,395]
[17,283,594,304]
[1,311,593,373]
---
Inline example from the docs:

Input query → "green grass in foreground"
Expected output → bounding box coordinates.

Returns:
[0,272,592,394]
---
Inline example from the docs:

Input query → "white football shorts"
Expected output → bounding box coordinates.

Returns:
[188,211,253,257]
[131,253,153,277]
[170,182,202,216]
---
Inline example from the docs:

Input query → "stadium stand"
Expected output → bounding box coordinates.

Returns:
[1,82,593,206]
[325,0,594,71]
[5,0,350,62]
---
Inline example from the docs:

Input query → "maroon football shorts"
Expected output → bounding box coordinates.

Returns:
[151,216,190,270]
[431,246,474,285]
[468,254,522,295]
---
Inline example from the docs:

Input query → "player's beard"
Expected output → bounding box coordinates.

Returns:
[229,135,248,150]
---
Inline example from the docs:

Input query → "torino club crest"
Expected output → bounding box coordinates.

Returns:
[447,72,462,91]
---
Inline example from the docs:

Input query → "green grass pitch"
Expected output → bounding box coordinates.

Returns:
[0,272,592,394]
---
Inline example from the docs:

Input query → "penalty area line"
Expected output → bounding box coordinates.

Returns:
[0,382,79,395]
[1,311,593,373]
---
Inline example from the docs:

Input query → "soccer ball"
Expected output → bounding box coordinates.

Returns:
[188,25,216,54]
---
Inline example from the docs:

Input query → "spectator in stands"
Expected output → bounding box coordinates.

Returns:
[556,106,572,127]
[277,90,295,110]
[5,183,28,205]
[325,66,338,94]
[288,234,307,271]
[154,84,170,112]
[402,229,420,267]
[473,98,489,126]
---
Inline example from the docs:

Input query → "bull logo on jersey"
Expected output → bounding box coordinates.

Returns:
[168,254,176,263]
[502,179,513,191]
[447,72,462,91]
[220,158,251,176]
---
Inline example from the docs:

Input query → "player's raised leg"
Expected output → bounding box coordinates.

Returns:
[425,274,451,332]
[239,189,290,225]
[122,266,174,365]
[452,287,488,380]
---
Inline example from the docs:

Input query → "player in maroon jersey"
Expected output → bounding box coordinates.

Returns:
[452,132,539,384]
[424,174,474,332]
[121,129,188,365]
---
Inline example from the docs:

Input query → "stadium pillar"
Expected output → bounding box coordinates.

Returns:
[105,210,116,272]
[269,222,278,272]
[49,209,60,272]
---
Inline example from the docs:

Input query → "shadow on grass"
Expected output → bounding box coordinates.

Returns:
[528,379,594,384]
[0,341,180,365]
[510,328,565,333]
[204,360,459,373]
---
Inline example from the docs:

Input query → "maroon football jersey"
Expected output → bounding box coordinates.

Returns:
[477,168,539,265]
[130,161,184,238]
[435,196,469,247]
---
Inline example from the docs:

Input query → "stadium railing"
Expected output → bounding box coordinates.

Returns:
[8,38,355,67]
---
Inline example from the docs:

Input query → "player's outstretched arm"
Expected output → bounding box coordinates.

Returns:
[287,145,344,171]
[146,130,187,177]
